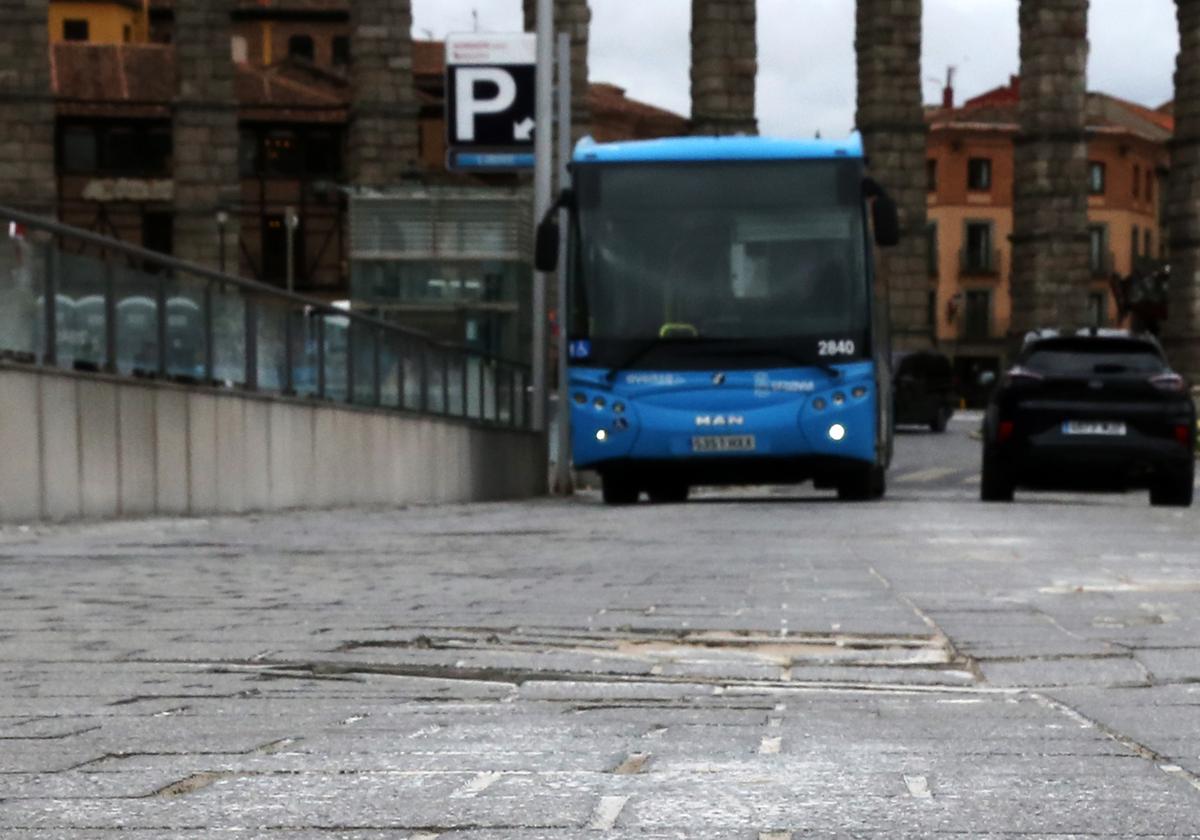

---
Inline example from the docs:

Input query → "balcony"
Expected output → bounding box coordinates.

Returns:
[959,248,1001,277]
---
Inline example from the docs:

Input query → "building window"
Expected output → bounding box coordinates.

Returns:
[962,221,995,274]
[63,19,89,41]
[1131,225,1141,268]
[926,222,938,277]
[1089,225,1110,276]
[1145,229,1153,259]
[927,290,937,329]
[967,158,991,191]
[141,212,173,256]
[1087,292,1107,328]
[262,215,305,286]
[60,121,172,176]
[241,126,343,178]
[926,159,937,193]
[1147,170,1155,202]
[963,290,992,341]
[1133,165,1141,198]
[332,35,350,67]
[60,124,98,173]
[123,25,132,43]
[1089,161,1106,195]
[288,35,314,61]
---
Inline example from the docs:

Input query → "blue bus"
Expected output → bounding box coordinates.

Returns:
[536,134,900,504]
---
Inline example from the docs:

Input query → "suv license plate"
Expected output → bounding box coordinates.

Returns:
[692,435,756,453]
[1063,421,1127,436]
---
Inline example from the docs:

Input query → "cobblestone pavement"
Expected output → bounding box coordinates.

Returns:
[2,419,1200,837]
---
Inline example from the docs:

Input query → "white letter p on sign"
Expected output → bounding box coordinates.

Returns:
[455,68,517,142]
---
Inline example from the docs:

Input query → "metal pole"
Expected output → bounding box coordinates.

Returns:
[553,31,574,494]
[42,246,57,366]
[155,277,168,378]
[103,261,117,373]
[531,0,554,433]
[203,282,214,383]
[372,328,382,407]
[285,207,297,295]
[316,314,326,399]
[284,308,295,395]
[244,299,258,390]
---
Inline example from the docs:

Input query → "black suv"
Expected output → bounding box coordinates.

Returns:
[981,330,1195,506]
[894,351,956,432]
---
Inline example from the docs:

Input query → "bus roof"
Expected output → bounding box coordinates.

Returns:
[572,134,864,165]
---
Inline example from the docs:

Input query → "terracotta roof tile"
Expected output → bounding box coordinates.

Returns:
[51,43,346,122]
[52,43,175,117]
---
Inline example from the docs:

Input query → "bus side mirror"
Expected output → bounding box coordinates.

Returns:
[535,219,560,272]
[872,195,900,247]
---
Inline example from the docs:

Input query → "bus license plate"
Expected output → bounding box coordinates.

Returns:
[1063,420,1126,436]
[692,435,756,453]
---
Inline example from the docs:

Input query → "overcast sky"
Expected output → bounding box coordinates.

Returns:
[412,0,1179,139]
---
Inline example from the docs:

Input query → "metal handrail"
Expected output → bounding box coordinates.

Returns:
[1,204,532,429]
[0,203,528,370]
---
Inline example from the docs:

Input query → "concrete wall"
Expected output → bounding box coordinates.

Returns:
[0,364,545,523]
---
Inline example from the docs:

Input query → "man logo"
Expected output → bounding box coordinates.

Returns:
[712,372,726,385]
[695,415,745,427]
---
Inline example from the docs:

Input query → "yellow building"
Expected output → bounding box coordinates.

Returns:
[49,0,148,44]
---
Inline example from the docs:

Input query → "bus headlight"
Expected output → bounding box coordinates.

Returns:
[596,429,609,442]
[851,386,867,399]
[828,423,846,442]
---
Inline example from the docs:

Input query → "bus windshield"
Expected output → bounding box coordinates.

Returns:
[571,159,871,370]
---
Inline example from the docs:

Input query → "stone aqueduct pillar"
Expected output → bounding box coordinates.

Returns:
[172,0,240,270]
[855,0,930,350]
[348,0,420,186]
[1009,0,1091,338]
[0,0,55,215]
[690,0,758,135]
[1166,0,1200,382]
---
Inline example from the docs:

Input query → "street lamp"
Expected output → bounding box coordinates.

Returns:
[215,209,229,275]
[285,207,299,294]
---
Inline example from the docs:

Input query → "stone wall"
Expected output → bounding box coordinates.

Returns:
[348,0,419,187]
[172,0,240,271]
[689,0,757,136]
[855,0,929,349]
[523,0,592,145]
[0,0,55,215]
[1166,0,1200,382]
[1010,0,1091,338]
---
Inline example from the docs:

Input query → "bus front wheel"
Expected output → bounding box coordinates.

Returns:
[601,475,640,506]
[837,465,886,501]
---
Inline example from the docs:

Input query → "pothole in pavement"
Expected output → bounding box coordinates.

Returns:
[318,627,973,687]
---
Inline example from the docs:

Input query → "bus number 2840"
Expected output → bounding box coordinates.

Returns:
[818,339,856,357]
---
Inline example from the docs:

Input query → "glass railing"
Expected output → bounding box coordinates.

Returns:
[0,205,532,431]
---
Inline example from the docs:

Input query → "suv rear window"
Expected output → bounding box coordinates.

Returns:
[1023,339,1165,375]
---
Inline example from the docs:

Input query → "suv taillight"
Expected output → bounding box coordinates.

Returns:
[1150,372,1187,393]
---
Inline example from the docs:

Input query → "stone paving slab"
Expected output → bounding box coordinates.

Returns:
[2,425,1200,834]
